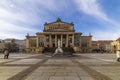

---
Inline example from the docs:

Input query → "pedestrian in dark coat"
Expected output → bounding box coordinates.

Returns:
[4,49,9,59]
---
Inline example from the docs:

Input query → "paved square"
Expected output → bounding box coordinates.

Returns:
[7,59,42,64]
[0,66,29,80]
[0,53,120,80]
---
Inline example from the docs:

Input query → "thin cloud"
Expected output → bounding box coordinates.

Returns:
[0,20,39,32]
[0,1,44,25]
[0,20,40,39]
[0,0,120,40]
[0,0,51,39]
[0,32,25,39]
[0,8,27,23]
[74,0,120,40]
[0,0,75,39]
[74,0,110,22]
[92,30,120,40]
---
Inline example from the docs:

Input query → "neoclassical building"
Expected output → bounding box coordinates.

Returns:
[26,18,92,53]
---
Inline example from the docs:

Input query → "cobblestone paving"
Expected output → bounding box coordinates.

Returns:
[0,53,120,80]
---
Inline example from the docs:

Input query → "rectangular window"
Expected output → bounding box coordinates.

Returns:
[30,39,36,47]
[39,37,44,47]
[74,35,79,46]
[81,39,87,47]
[46,35,49,42]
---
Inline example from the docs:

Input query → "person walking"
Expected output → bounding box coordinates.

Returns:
[4,49,9,59]
[116,50,120,62]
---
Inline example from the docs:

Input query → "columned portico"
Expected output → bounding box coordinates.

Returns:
[44,34,75,48]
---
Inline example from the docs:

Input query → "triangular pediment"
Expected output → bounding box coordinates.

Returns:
[44,18,75,32]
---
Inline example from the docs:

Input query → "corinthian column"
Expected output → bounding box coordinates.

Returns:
[61,35,63,47]
[36,37,39,47]
[72,34,74,47]
[66,34,68,47]
[55,35,57,47]
[49,35,52,47]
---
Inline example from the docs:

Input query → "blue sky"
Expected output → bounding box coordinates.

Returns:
[0,0,120,40]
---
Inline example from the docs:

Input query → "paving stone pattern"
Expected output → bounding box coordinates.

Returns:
[0,53,120,80]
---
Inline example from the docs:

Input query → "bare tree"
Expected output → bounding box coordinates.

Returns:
[4,43,18,52]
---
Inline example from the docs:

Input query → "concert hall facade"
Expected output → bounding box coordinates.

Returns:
[26,18,92,53]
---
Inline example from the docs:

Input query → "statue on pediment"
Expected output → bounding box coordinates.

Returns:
[56,18,62,22]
